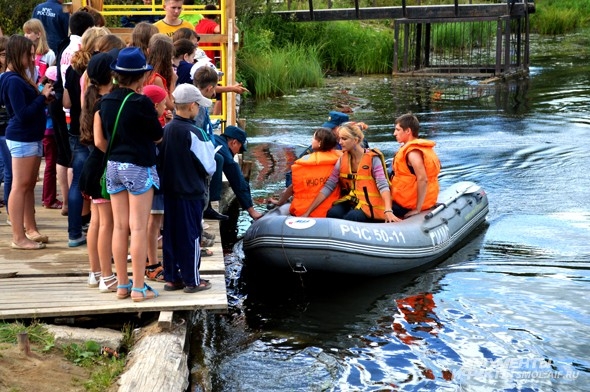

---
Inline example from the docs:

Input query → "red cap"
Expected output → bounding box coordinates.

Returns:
[143,85,168,104]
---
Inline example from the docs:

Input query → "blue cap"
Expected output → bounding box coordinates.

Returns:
[223,125,247,152]
[322,111,349,129]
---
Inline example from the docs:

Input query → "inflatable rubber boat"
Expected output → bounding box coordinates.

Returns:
[243,181,488,276]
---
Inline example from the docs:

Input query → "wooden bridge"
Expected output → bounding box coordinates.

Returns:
[0,184,228,322]
[273,0,536,77]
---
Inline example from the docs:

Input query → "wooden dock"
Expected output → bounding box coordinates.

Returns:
[0,187,228,320]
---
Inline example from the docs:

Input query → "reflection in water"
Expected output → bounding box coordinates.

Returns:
[192,44,590,391]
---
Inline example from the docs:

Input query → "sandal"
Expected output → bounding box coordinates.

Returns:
[25,232,49,243]
[145,264,165,282]
[131,283,159,302]
[164,281,185,291]
[99,274,118,293]
[88,271,101,288]
[200,248,213,257]
[11,241,46,250]
[116,279,133,299]
[45,200,63,209]
[183,280,212,293]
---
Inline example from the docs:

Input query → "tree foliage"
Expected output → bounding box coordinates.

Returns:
[0,0,39,35]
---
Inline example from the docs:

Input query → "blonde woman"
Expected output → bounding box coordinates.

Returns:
[23,19,56,82]
[302,122,398,223]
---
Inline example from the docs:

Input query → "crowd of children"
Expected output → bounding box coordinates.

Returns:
[0,1,254,301]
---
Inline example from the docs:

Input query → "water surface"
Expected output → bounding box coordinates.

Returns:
[192,34,590,391]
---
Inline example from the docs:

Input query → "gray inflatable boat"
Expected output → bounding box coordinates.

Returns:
[243,181,489,276]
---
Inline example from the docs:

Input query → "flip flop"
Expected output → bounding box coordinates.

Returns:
[200,248,213,257]
[25,233,49,243]
[11,242,46,250]
[183,280,212,293]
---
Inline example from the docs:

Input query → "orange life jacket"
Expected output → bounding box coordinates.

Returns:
[390,139,440,210]
[338,149,389,220]
[290,150,342,217]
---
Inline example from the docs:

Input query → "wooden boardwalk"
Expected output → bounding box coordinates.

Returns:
[0,186,228,320]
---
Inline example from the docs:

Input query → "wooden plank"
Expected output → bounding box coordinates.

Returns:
[158,311,174,330]
[273,3,533,22]
[0,275,227,319]
[0,165,228,320]
[118,320,190,392]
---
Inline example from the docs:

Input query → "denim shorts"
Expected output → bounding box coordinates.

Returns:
[6,140,43,158]
[106,161,160,196]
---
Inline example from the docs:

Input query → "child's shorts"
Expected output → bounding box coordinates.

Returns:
[106,161,160,196]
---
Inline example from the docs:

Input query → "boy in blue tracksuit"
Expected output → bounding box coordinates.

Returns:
[160,84,216,293]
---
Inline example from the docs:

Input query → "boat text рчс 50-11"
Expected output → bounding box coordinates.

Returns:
[243,181,489,276]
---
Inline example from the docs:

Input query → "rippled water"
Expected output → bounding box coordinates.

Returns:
[191,34,590,391]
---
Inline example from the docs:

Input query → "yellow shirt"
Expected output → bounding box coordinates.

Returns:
[154,19,194,37]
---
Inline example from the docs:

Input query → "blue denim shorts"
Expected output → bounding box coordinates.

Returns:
[6,140,43,158]
[106,161,160,196]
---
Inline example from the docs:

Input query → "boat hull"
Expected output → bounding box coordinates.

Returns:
[243,181,489,276]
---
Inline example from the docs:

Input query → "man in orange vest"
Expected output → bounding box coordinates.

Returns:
[391,113,441,219]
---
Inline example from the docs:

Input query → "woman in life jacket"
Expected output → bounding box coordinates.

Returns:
[268,128,342,217]
[302,122,400,223]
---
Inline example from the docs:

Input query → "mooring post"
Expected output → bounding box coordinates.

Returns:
[495,19,502,75]
[393,21,400,73]
[17,332,32,356]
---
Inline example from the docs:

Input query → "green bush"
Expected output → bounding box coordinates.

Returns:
[0,0,39,35]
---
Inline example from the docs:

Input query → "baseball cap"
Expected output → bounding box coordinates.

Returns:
[172,83,212,107]
[322,111,350,129]
[143,85,168,104]
[223,125,247,152]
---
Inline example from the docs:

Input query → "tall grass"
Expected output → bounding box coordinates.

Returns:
[312,21,394,75]
[531,0,590,34]
[239,41,324,99]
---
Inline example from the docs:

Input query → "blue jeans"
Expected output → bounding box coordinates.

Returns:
[0,136,12,212]
[68,136,90,240]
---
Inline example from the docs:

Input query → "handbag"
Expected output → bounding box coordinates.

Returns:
[100,92,134,199]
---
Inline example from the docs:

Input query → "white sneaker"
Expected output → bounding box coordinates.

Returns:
[88,272,100,288]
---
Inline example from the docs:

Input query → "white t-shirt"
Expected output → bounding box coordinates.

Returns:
[59,35,82,89]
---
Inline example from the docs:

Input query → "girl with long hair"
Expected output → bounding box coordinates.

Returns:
[23,18,56,81]
[79,52,116,291]
[0,36,11,213]
[63,26,109,248]
[0,35,54,249]
[97,47,163,301]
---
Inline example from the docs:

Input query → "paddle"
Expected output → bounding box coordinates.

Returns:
[424,182,481,220]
